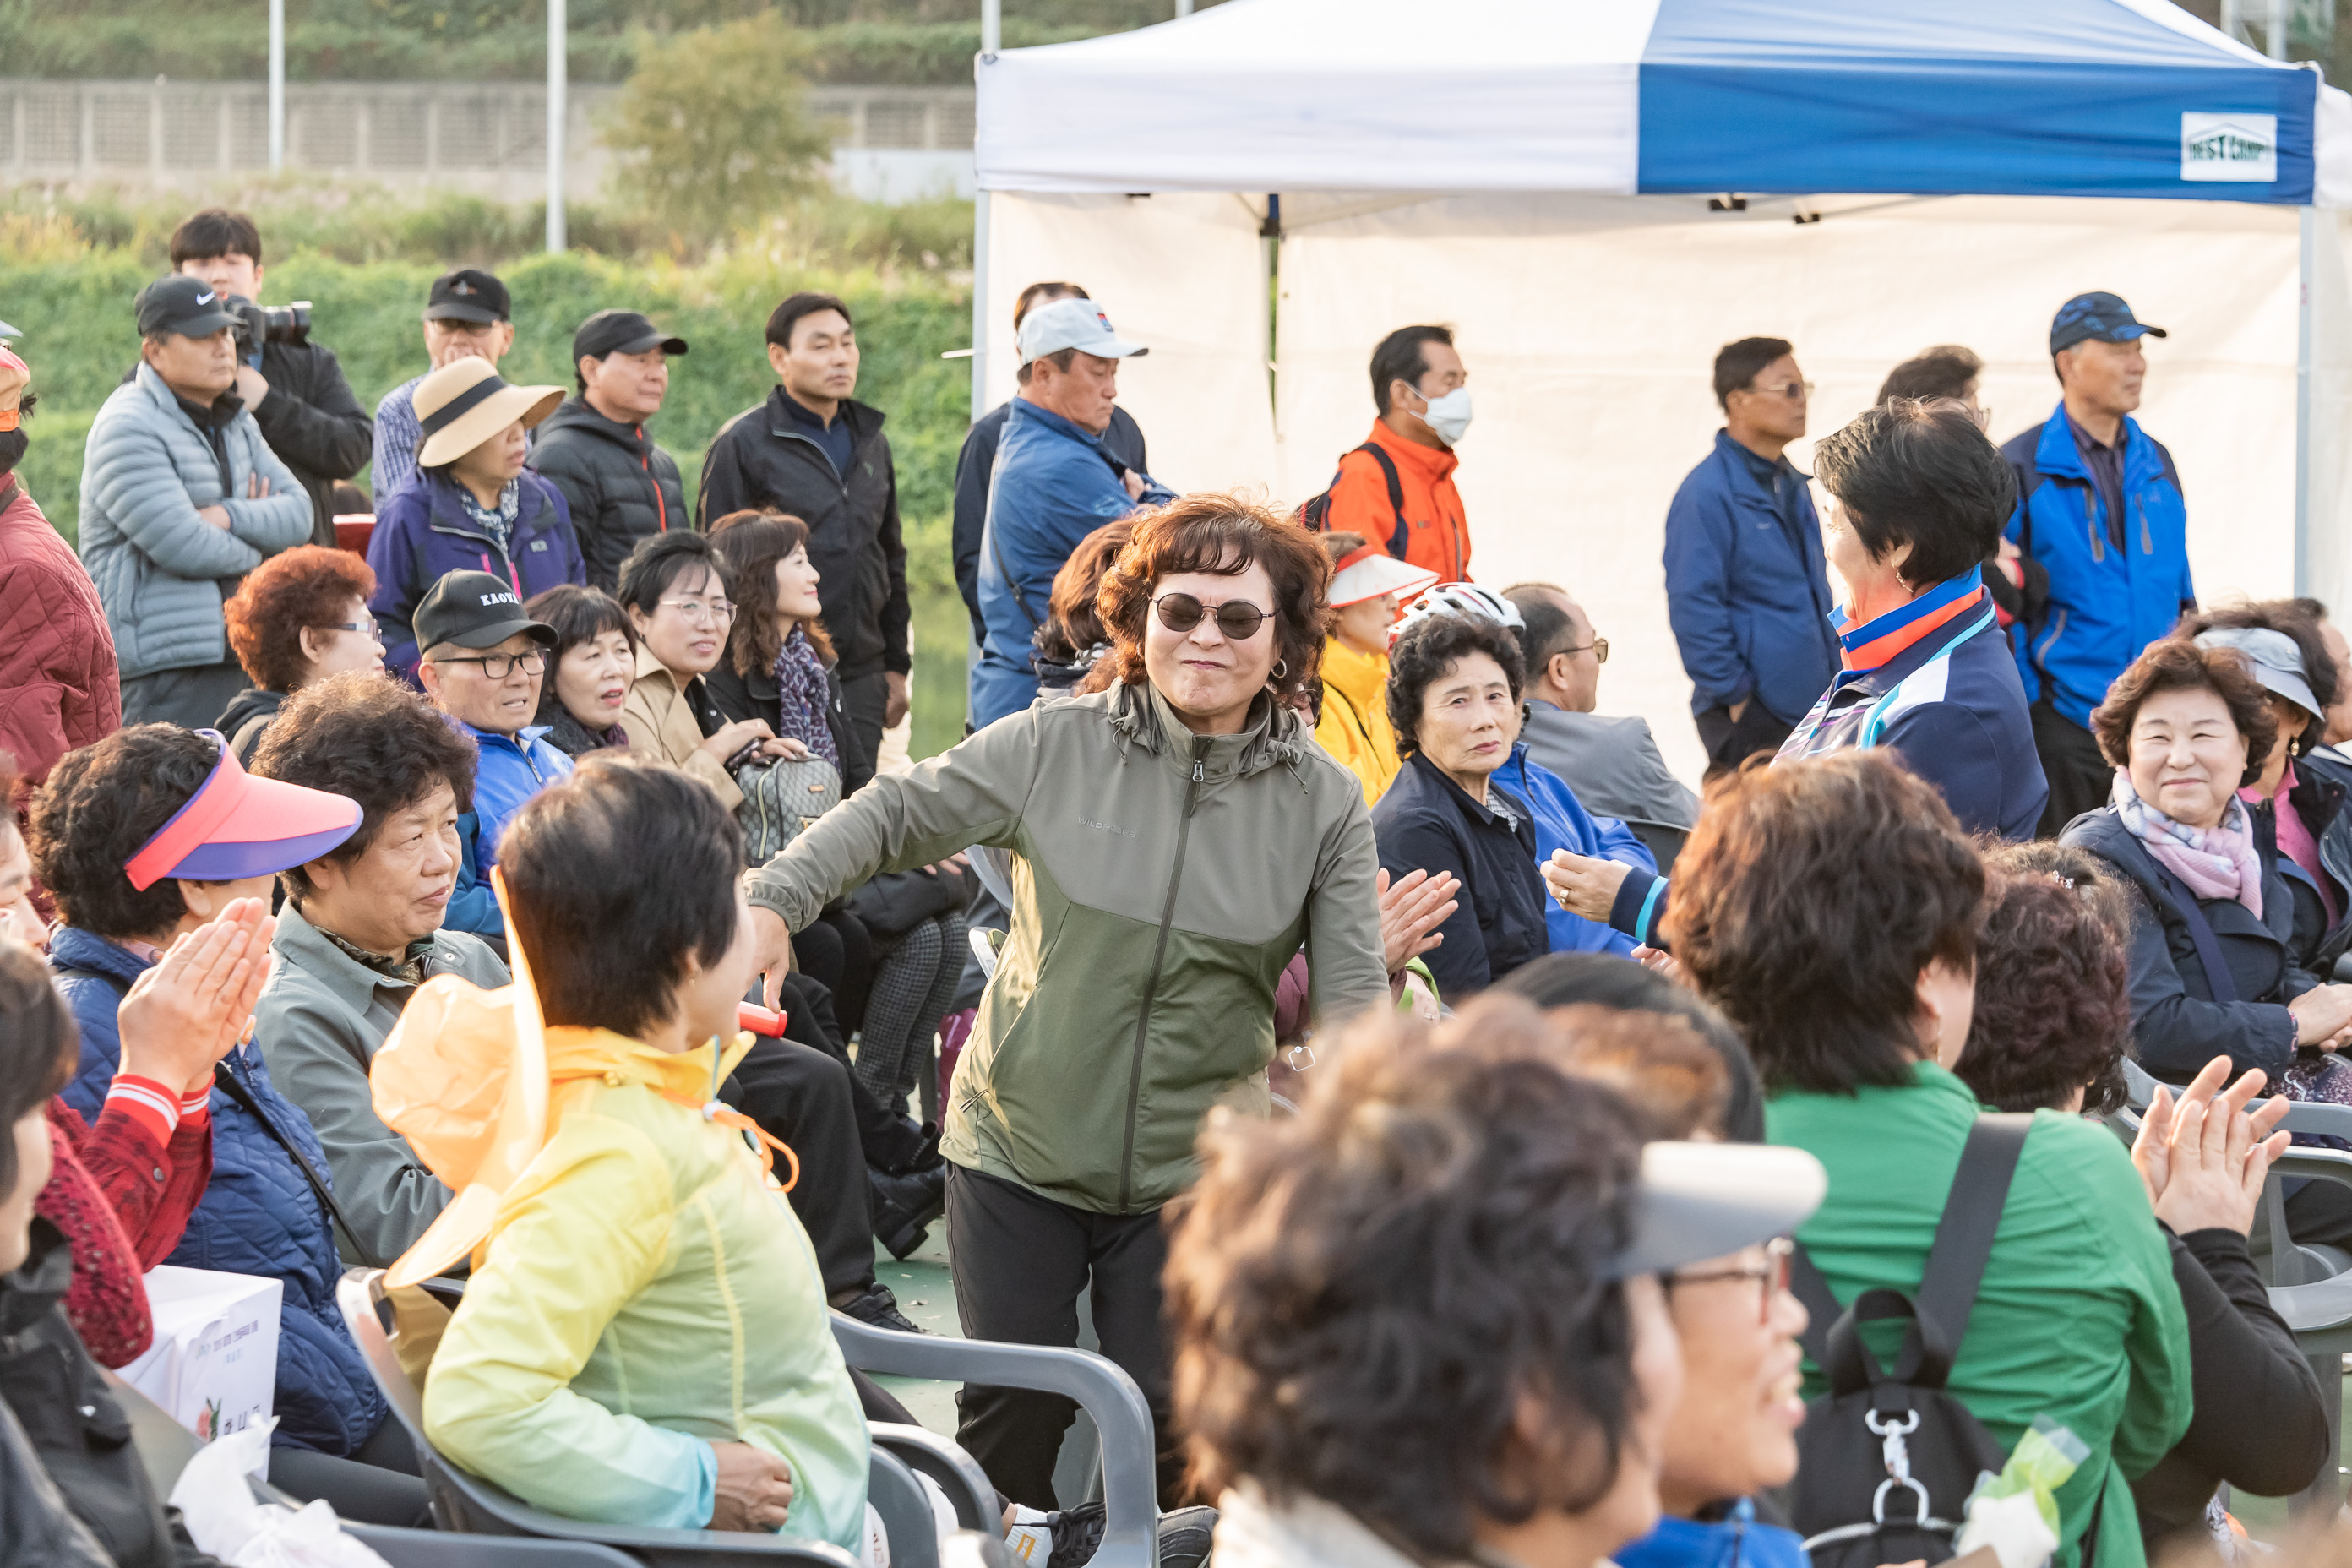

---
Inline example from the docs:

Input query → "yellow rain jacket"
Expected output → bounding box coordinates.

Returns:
[1313,638,1401,809]
[416,1026,869,1549]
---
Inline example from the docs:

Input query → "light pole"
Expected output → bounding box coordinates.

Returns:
[547,0,568,252]
[970,0,999,420]
[268,0,285,172]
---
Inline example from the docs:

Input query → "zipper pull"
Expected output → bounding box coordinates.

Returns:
[1192,758,1205,783]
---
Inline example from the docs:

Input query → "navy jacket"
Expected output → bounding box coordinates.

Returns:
[953,399,1147,643]
[2061,808,2314,1084]
[1663,431,1840,725]
[2001,404,2193,727]
[366,471,585,683]
[1779,575,2047,841]
[1372,749,1549,999]
[47,926,389,1457]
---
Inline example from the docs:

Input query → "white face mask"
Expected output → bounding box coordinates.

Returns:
[1414,386,1473,445]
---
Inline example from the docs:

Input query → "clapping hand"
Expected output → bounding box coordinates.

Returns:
[117,898,275,1096]
[1376,868,1459,977]
[2131,1055,2291,1237]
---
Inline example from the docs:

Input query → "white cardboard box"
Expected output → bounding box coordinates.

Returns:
[119,1266,282,1444]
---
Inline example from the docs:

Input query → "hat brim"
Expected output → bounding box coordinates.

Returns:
[424,302,505,325]
[416,384,564,469]
[2251,667,2322,721]
[0,320,19,339]
[438,617,559,652]
[1609,1142,1827,1279]
[1019,339,1150,367]
[124,736,363,889]
[1331,554,1440,608]
[164,309,240,340]
[589,332,689,357]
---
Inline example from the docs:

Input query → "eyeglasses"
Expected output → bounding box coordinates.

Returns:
[1557,637,1609,665]
[1153,592,1271,641]
[317,621,384,641]
[435,650,547,680]
[1665,1237,1794,1325]
[658,596,737,625]
[1747,380,1815,402]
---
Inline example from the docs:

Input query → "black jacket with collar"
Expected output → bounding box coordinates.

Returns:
[694,389,909,683]
[0,1221,215,1568]
[2061,806,2317,1083]
[525,395,689,593]
[1370,749,1548,999]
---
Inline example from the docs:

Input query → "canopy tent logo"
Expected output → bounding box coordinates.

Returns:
[2181,112,2278,182]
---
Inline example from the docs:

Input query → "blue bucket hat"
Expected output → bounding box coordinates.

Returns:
[2051,292,2167,355]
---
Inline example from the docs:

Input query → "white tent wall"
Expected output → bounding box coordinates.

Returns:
[983,193,1277,489]
[2311,210,2352,625]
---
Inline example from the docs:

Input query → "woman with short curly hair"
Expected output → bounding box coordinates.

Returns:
[216,544,384,763]
[745,492,1386,1505]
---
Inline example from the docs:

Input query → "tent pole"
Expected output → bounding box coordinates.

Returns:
[972,0,1000,422]
[2299,204,2316,596]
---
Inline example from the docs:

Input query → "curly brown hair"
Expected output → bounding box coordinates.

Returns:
[221,546,378,692]
[2090,637,2277,786]
[1167,994,1650,1561]
[1035,518,1135,668]
[1096,494,1332,711]
[709,509,835,676]
[26,725,222,939]
[1953,848,2132,1116]
[1664,752,1985,1096]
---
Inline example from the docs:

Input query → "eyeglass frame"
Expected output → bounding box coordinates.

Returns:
[1151,591,1274,641]
[1743,379,1816,402]
[656,595,738,625]
[431,649,549,680]
[1549,636,1609,666]
[1663,1236,1794,1325]
[313,621,384,642]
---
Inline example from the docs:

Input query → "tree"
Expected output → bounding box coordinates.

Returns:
[602,13,831,247]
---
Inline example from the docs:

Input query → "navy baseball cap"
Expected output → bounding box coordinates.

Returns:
[425,269,511,325]
[2050,292,2167,355]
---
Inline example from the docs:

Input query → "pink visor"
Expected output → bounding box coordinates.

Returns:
[123,731,364,891]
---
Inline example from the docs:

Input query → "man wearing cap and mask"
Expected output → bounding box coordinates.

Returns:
[528,310,692,593]
[971,296,1175,729]
[2004,291,2195,836]
[373,269,522,500]
[0,330,121,787]
[79,275,314,729]
[1313,324,1473,587]
[412,571,575,953]
[366,357,582,683]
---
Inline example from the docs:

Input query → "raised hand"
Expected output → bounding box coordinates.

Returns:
[117,898,276,1095]
[1377,867,1460,976]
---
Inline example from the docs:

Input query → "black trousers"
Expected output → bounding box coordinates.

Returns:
[793,910,876,1038]
[773,972,929,1173]
[944,1165,1184,1510]
[268,1413,432,1527]
[1695,702,1795,781]
[2033,701,2113,838]
[721,1033,874,1298]
[840,670,890,792]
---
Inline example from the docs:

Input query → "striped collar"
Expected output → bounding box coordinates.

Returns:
[1834,574,1986,673]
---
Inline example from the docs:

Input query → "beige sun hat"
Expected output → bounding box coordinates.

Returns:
[413,357,564,469]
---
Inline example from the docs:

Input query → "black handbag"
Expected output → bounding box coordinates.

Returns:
[844,864,971,938]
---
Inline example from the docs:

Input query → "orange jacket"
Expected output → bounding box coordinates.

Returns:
[1322,420,1470,584]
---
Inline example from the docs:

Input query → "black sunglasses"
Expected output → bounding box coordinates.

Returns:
[1153,592,1271,640]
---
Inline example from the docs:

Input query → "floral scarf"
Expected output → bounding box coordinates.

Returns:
[2112,770,2264,917]
[770,624,838,766]
[455,476,520,560]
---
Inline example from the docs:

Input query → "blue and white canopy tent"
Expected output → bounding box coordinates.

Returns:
[966,0,2352,779]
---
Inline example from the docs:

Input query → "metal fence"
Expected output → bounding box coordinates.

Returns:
[0,79,977,198]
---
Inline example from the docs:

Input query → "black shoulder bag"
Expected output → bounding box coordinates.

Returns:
[1783,1114,2033,1568]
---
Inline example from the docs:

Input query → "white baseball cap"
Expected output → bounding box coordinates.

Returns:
[1609,1141,1827,1279]
[1329,540,1438,608]
[1018,297,1150,367]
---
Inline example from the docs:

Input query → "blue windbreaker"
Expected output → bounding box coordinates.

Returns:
[445,720,574,940]
[1663,431,1841,726]
[972,398,1173,728]
[2000,402,2193,727]
[1493,743,1652,956]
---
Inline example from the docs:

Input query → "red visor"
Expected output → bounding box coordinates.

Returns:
[123,731,365,891]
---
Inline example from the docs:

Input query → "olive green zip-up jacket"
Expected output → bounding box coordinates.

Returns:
[747,680,1387,1214]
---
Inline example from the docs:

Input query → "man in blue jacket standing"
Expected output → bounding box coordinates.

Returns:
[2002,291,2194,836]
[1663,337,1841,779]
[972,297,1174,727]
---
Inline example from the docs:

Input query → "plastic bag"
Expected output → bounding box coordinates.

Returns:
[166,1416,391,1568]
[1952,1417,2089,1568]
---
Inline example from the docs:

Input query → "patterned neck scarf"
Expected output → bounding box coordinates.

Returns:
[2112,770,2264,917]
[320,924,436,987]
[456,476,520,559]
[770,624,838,765]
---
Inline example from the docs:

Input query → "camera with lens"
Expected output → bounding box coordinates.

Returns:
[227,297,313,354]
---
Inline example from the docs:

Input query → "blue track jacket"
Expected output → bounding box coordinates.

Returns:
[2001,402,2193,727]
[1493,743,1651,957]
[446,721,574,940]
[972,399,1173,729]
[1663,431,1840,726]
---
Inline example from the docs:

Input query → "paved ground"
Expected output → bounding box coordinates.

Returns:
[868,1228,962,1433]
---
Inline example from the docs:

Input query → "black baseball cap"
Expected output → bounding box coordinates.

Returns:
[2050,291,2167,355]
[135,275,239,340]
[413,570,555,655]
[574,309,689,363]
[425,269,511,325]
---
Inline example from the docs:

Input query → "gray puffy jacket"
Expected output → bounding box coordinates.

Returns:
[77,364,311,680]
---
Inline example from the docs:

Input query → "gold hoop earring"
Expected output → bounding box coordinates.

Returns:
[1271,659,1288,680]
